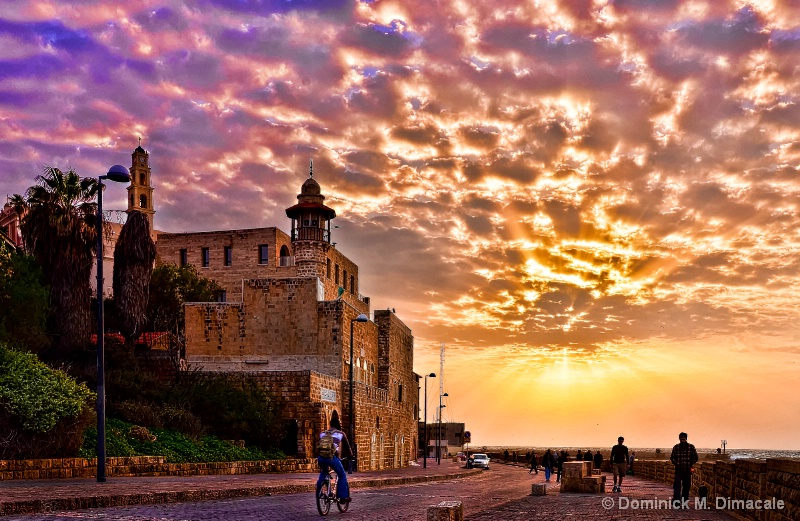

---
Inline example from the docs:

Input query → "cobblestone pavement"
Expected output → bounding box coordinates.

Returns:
[3,462,737,521]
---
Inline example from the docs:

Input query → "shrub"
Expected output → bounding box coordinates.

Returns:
[79,418,284,462]
[0,342,95,458]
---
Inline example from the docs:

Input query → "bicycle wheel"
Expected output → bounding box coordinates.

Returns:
[316,477,331,516]
[336,498,350,513]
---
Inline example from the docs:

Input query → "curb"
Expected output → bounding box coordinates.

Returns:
[0,469,482,517]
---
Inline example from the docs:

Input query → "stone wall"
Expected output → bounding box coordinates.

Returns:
[156,227,295,302]
[636,458,800,520]
[0,456,314,480]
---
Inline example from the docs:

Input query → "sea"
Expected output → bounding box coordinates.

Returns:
[476,447,800,460]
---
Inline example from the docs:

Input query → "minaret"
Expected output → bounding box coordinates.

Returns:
[126,138,155,230]
[285,161,336,278]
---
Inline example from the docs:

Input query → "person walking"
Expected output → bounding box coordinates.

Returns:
[610,436,629,493]
[556,450,565,483]
[670,432,699,506]
[529,452,539,474]
[542,449,554,482]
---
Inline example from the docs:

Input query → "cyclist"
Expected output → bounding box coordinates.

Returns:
[316,416,352,505]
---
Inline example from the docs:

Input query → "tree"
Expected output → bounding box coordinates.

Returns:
[0,244,49,351]
[146,263,222,336]
[113,211,156,342]
[17,167,99,357]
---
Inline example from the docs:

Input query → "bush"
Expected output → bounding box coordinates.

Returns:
[0,246,49,352]
[0,342,95,458]
[79,418,284,462]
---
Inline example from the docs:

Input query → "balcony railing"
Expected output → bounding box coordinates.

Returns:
[291,226,330,242]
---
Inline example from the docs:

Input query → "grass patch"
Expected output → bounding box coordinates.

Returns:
[79,418,285,463]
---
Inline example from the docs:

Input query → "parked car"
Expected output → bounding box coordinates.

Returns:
[470,453,490,469]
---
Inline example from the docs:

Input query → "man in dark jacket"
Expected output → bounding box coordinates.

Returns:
[593,450,603,472]
[610,436,629,492]
[670,432,699,506]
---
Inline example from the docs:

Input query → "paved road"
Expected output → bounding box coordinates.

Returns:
[4,464,736,521]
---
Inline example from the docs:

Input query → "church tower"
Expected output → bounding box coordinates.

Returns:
[126,140,155,230]
[285,162,336,278]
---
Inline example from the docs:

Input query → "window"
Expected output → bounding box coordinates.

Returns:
[343,270,348,290]
[139,194,147,208]
[279,245,292,266]
[335,265,339,284]
[259,244,269,264]
[139,173,145,185]
[398,384,403,402]
[217,290,227,302]
[326,258,331,278]
[179,249,188,266]
[201,247,209,267]
[129,194,134,207]
[350,275,355,294]
[224,246,232,266]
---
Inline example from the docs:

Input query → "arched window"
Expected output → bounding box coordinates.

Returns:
[139,194,147,208]
[129,194,134,207]
[279,245,292,267]
[139,173,145,185]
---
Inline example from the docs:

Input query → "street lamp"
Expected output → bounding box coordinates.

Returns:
[423,372,436,468]
[96,164,130,483]
[348,312,369,473]
[437,392,448,465]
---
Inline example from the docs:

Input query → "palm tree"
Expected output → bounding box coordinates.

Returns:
[19,166,99,356]
[113,210,156,343]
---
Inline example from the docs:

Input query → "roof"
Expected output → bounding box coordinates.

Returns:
[285,201,336,219]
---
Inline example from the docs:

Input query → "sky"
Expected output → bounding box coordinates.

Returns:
[2,0,800,451]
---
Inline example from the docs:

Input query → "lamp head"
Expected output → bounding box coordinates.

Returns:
[105,164,131,183]
[355,313,369,323]
[428,372,436,377]
[443,392,449,397]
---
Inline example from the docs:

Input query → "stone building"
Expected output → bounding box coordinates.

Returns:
[156,170,420,470]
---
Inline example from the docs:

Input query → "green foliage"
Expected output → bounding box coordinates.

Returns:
[18,166,99,355]
[0,245,50,350]
[179,375,284,449]
[79,418,284,463]
[147,263,222,335]
[0,341,94,433]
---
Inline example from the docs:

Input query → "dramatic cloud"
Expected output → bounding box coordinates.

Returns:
[2,0,799,449]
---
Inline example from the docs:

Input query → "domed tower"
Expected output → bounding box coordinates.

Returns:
[126,139,155,230]
[285,162,336,278]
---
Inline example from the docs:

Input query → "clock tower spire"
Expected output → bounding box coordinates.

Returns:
[126,139,155,230]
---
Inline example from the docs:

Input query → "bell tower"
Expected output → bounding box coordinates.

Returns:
[126,138,155,230]
[285,161,336,278]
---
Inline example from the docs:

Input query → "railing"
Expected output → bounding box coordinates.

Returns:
[279,256,294,267]
[291,226,330,242]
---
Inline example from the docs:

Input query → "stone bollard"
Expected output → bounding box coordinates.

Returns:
[427,500,463,521]
[531,483,547,495]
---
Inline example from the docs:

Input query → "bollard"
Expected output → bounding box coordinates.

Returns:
[531,483,547,495]
[427,500,463,521]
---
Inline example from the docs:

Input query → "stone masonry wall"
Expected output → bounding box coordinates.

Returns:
[156,228,295,302]
[156,227,368,312]
[0,456,314,480]
[636,458,799,520]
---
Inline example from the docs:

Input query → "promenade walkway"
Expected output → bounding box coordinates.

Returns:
[0,459,737,520]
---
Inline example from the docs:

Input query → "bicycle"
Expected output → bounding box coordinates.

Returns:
[316,460,350,516]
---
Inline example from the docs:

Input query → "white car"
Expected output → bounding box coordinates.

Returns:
[470,453,490,469]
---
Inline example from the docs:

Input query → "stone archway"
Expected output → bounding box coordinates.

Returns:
[371,433,377,470]
[393,434,399,468]
[379,434,385,469]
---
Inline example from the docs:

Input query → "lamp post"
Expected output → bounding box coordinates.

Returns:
[95,164,130,483]
[348,312,369,473]
[423,372,436,468]
[437,392,448,464]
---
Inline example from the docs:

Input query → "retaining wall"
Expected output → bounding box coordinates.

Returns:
[0,456,314,481]
[635,458,800,521]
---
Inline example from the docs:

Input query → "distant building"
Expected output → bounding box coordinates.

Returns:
[0,200,24,250]
[419,422,466,458]
[155,170,420,470]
